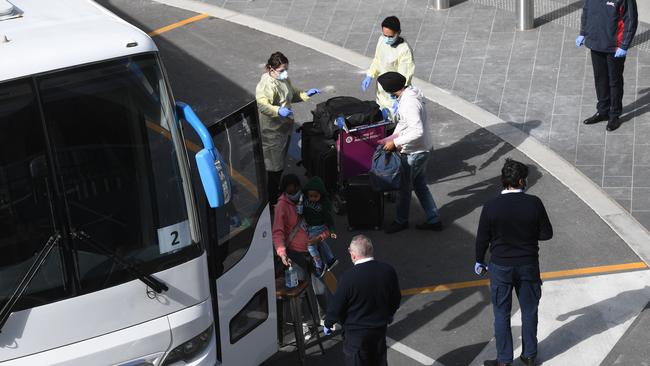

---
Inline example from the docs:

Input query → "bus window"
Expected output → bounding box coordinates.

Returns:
[36,55,201,294]
[207,103,266,277]
[0,78,66,310]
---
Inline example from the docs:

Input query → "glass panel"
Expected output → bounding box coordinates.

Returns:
[0,78,66,310]
[37,55,200,293]
[229,288,268,344]
[207,103,266,276]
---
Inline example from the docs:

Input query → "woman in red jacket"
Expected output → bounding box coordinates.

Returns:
[273,174,331,312]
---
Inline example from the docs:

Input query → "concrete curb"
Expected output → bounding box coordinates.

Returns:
[152,0,650,267]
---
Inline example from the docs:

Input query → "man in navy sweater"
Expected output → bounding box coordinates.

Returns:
[475,159,553,366]
[578,0,638,131]
[324,235,401,366]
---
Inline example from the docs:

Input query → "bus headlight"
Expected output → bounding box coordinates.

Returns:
[162,324,213,365]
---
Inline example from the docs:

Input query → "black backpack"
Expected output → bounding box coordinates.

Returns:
[311,96,383,138]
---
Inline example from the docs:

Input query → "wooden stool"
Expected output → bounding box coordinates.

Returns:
[276,277,325,365]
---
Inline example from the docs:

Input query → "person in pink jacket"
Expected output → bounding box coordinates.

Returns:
[273,174,331,313]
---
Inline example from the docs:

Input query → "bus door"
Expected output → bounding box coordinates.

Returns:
[203,102,277,365]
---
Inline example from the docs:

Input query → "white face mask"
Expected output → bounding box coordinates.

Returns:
[275,70,288,80]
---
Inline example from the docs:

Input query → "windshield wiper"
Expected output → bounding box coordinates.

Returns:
[0,233,61,333]
[70,230,168,294]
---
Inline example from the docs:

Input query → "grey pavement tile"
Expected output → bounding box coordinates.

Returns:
[529,79,558,98]
[344,32,373,50]
[553,95,581,116]
[461,41,489,58]
[632,211,650,230]
[466,28,492,42]
[550,114,579,136]
[537,21,565,34]
[577,123,606,145]
[491,18,517,33]
[430,72,456,90]
[549,139,578,163]
[264,15,289,25]
[632,188,650,211]
[418,24,447,41]
[527,119,552,142]
[503,78,532,100]
[506,61,534,80]
[576,165,604,187]
[414,61,434,81]
[457,58,485,75]
[576,145,605,165]
[349,19,377,33]
[264,1,291,16]
[604,176,632,188]
[634,109,650,124]
[452,74,481,102]
[240,8,269,18]
[414,41,440,60]
[498,110,525,124]
[604,153,634,177]
[324,30,350,46]
[558,57,585,79]
[555,79,583,96]
[606,134,634,155]
[482,57,510,75]
[476,99,501,115]
[604,187,632,201]
[633,166,650,188]
[448,2,475,18]
[634,145,650,165]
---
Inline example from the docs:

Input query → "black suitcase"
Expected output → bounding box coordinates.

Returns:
[345,175,384,230]
[301,123,338,192]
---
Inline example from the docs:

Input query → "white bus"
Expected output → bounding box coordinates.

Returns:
[0,0,278,365]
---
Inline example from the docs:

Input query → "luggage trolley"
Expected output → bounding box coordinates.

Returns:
[333,120,391,215]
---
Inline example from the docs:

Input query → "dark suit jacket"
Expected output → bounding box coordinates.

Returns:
[324,259,401,331]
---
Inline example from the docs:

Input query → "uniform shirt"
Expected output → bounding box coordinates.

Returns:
[580,0,638,52]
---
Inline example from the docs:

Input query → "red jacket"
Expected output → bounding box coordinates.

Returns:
[273,193,329,257]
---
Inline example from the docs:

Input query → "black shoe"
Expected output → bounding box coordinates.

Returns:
[483,360,511,366]
[606,117,621,131]
[415,221,443,231]
[519,355,536,366]
[583,112,608,125]
[384,221,408,234]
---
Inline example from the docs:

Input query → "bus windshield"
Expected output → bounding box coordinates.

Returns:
[0,54,200,311]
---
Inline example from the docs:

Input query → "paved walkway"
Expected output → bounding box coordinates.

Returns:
[204,0,650,232]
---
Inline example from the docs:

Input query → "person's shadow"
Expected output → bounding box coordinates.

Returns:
[619,87,650,124]
[537,285,650,363]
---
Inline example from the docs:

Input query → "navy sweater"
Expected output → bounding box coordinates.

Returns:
[580,0,638,53]
[325,260,401,331]
[475,192,553,266]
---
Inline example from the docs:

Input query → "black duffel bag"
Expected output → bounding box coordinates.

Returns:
[311,96,383,138]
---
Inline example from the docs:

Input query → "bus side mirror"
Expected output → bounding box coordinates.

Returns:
[176,102,231,208]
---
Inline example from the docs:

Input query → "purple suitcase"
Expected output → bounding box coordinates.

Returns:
[337,121,390,180]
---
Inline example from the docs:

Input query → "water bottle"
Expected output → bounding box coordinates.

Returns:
[285,265,298,288]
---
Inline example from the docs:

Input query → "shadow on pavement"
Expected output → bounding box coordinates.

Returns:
[620,87,650,124]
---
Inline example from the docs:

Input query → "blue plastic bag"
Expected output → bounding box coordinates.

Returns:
[369,146,402,192]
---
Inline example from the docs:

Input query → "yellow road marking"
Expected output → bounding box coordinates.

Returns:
[148,13,209,37]
[401,261,648,296]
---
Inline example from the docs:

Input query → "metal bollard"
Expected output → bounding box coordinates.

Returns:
[433,0,449,10]
[516,0,535,30]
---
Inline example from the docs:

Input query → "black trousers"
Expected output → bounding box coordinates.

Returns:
[590,50,626,118]
[343,327,388,366]
[267,170,283,206]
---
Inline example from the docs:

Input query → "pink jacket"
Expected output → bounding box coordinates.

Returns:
[273,193,330,257]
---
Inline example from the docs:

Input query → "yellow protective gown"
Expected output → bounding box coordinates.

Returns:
[366,36,415,119]
[256,72,309,172]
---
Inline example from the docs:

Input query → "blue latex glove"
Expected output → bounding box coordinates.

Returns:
[323,326,333,336]
[392,100,399,116]
[335,116,345,129]
[575,35,585,47]
[361,76,372,92]
[474,262,487,276]
[306,88,320,96]
[278,107,293,117]
[615,48,627,58]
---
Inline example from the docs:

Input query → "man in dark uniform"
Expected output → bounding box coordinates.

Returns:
[475,159,553,366]
[324,235,401,366]
[578,0,638,131]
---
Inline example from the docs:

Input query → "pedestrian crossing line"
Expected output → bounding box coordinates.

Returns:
[387,337,445,366]
[148,13,209,37]
[401,262,648,296]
